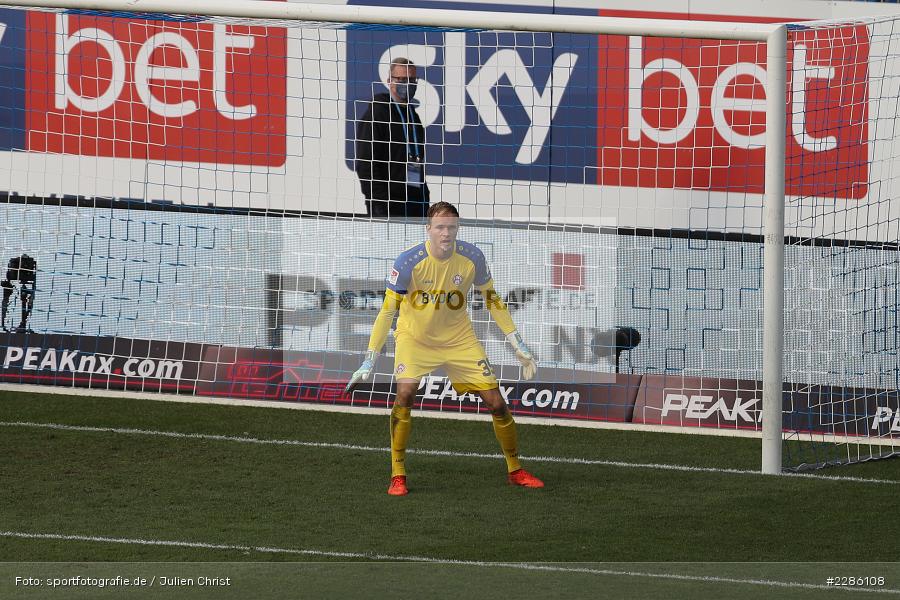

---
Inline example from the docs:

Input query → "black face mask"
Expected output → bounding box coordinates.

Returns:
[394,79,418,102]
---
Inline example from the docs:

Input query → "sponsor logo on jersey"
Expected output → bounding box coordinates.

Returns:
[409,289,466,310]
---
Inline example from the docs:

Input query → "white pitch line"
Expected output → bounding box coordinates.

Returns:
[1,420,898,485]
[1,531,898,595]
[8,381,900,448]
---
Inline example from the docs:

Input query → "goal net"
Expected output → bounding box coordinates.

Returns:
[780,18,900,470]
[0,0,897,472]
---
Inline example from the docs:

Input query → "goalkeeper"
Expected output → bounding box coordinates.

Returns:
[346,202,543,496]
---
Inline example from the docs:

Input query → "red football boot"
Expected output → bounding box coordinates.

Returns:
[507,469,544,488]
[387,475,408,496]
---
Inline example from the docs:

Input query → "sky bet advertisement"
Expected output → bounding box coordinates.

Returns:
[345,1,868,199]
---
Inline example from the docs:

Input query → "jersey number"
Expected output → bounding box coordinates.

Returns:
[476,358,494,377]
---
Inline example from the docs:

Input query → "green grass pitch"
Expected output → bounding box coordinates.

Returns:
[2,389,900,599]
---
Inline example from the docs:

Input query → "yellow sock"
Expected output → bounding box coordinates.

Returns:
[492,412,522,473]
[390,405,412,477]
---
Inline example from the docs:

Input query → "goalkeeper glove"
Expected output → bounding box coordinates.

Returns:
[345,350,378,394]
[506,331,537,380]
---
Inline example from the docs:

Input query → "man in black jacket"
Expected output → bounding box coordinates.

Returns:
[354,57,430,219]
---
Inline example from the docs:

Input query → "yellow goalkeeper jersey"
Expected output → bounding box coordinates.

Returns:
[382,239,514,347]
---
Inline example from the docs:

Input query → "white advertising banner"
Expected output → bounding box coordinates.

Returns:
[275,218,618,373]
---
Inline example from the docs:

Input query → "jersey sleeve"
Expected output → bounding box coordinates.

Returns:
[471,246,492,287]
[366,291,402,352]
[482,280,517,335]
[385,254,413,295]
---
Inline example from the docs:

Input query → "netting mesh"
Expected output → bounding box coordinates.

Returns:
[0,3,898,469]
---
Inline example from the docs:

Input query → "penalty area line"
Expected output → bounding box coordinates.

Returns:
[1,420,897,485]
[1,531,898,595]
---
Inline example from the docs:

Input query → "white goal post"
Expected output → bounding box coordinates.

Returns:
[0,0,798,473]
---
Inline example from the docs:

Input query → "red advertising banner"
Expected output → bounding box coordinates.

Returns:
[25,12,287,166]
[596,11,868,198]
[194,345,642,422]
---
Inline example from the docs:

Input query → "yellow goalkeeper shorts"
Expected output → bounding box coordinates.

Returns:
[393,332,498,393]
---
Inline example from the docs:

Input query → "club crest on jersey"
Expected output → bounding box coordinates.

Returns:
[388,268,399,285]
[453,274,462,286]
[396,364,406,374]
